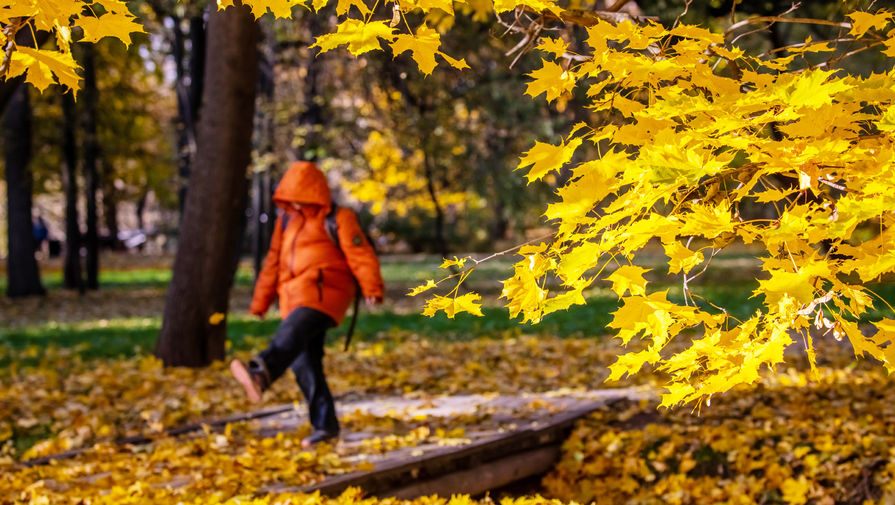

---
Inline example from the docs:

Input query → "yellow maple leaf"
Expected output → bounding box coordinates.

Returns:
[390,26,442,75]
[440,256,468,269]
[418,0,453,14]
[606,265,650,297]
[846,9,894,38]
[493,0,562,15]
[76,13,144,46]
[664,241,704,275]
[0,3,39,24]
[312,19,394,56]
[422,293,484,318]
[755,269,815,306]
[208,312,226,325]
[335,0,371,16]
[242,0,304,18]
[525,60,576,103]
[537,37,569,58]
[408,279,438,296]
[7,47,81,93]
[516,136,582,183]
[884,36,895,58]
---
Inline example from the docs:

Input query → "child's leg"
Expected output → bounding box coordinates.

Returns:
[291,332,340,434]
[254,307,333,386]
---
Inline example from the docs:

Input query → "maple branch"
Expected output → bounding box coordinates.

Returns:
[728,3,801,47]
[470,231,556,266]
[672,0,693,29]
[531,8,658,28]
[0,18,25,78]
[811,41,886,71]
[758,37,856,58]
[726,16,851,37]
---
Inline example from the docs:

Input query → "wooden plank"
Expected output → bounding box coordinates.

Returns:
[388,445,561,499]
[297,402,609,497]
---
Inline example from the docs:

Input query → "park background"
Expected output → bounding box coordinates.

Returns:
[2,0,895,503]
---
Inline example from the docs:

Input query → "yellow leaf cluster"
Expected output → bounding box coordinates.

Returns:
[345,130,474,217]
[1,0,143,93]
[475,12,895,406]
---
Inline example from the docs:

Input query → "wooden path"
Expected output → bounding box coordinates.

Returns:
[25,387,654,498]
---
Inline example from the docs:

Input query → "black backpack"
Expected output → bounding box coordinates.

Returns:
[281,203,367,350]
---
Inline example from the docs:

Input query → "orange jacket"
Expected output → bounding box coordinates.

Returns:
[249,161,384,324]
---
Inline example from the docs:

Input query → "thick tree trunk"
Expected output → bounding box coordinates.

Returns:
[61,93,84,291]
[3,87,45,298]
[155,0,259,367]
[82,45,100,290]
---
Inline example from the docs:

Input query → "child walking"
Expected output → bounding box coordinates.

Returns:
[231,161,384,447]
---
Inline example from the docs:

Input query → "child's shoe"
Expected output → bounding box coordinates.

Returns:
[302,429,339,447]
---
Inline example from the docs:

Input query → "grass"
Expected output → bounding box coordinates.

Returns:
[1,253,894,370]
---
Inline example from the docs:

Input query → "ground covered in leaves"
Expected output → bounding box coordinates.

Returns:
[2,254,895,504]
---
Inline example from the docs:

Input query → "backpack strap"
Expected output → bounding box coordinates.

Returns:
[325,204,340,249]
[325,204,362,351]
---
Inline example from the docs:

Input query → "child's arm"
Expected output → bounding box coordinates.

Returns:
[249,215,283,317]
[336,209,384,303]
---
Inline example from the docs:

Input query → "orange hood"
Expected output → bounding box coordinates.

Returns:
[273,161,332,209]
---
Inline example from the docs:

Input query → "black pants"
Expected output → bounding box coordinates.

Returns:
[255,307,339,433]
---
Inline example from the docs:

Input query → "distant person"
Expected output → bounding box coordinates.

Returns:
[231,161,384,447]
[32,215,48,253]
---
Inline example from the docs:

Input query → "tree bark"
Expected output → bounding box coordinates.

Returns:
[3,86,45,298]
[155,0,259,367]
[82,45,100,290]
[101,161,120,248]
[61,92,84,292]
[173,15,207,217]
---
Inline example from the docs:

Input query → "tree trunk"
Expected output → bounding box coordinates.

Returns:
[173,15,207,217]
[253,19,276,278]
[82,45,100,290]
[155,0,259,367]
[101,162,120,248]
[61,92,84,292]
[3,86,45,298]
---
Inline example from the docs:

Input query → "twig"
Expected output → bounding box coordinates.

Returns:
[728,3,801,47]
[726,16,850,37]
[672,0,693,29]
[758,37,855,58]
[1,18,25,77]
[470,231,556,266]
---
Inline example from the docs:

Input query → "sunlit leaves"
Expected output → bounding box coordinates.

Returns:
[516,137,582,183]
[312,20,396,56]
[7,48,81,93]
[422,293,484,318]
[408,279,438,296]
[605,266,649,297]
[390,26,468,76]
[846,9,894,38]
[1,0,143,94]
[524,60,576,103]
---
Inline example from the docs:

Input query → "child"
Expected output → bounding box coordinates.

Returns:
[231,161,384,447]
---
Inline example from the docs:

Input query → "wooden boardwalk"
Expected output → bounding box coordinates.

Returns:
[25,387,654,498]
